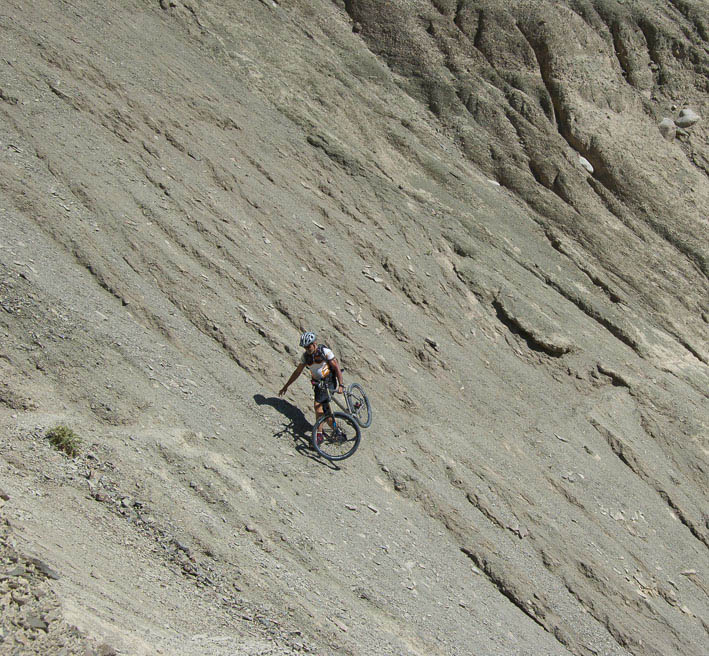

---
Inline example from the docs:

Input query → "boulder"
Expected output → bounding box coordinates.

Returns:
[658,118,676,141]
[675,108,700,128]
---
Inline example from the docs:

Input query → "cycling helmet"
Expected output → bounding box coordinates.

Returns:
[299,331,316,348]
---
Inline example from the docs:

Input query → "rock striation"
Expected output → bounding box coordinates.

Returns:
[0,1,707,655]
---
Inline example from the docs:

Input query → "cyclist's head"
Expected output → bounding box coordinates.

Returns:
[299,331,316,348]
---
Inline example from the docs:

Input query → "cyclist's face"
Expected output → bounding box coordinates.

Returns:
[304,342,317,355]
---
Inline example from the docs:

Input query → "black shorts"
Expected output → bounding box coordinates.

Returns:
[313,376,336,404]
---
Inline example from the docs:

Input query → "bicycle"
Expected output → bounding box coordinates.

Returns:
[312,381,372,461]
[344,381,372,429]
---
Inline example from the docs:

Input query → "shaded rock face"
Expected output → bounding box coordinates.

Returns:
[0,2,707,656]
[346,0,709,323]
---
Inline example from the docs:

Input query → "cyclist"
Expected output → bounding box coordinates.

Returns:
[278,331,344,442]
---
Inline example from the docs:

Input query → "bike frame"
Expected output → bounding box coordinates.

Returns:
[318,382,348,415]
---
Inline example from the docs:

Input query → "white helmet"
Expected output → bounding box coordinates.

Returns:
[299,331,316,347]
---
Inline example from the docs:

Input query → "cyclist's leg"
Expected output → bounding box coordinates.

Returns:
[313,377,337,429]
[313,381,330,424]
[324,375,338,428]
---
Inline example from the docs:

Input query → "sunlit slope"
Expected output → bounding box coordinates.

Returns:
[0,1,707,655]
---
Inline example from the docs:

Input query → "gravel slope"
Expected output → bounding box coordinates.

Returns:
[0,1,707,654]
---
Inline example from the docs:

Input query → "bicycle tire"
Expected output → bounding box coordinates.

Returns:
[345,382,372,428]
[312,411,361,461]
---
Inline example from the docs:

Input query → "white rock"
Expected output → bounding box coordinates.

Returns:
[675,108,700,128]
[658,118,676,141]
[579,156,594,174]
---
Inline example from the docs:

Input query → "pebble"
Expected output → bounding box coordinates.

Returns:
[578,155,594,174]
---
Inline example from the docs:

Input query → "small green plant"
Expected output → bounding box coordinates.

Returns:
[46,425,81,457]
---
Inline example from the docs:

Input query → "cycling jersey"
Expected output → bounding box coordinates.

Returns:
[301,346,335,381]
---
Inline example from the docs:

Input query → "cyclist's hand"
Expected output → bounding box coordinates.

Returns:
[337,384,344,394]
[278,386,287,397]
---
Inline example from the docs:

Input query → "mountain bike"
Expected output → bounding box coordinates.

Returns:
[311,381,372,461]
[344,382,372,429]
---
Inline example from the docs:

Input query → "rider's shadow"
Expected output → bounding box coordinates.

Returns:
[253,394,312,450]
[253,394,342,470]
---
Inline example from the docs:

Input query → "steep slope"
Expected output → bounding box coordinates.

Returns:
[0,1,707,655]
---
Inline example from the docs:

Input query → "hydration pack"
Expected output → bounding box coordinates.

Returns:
[304,344,329,366]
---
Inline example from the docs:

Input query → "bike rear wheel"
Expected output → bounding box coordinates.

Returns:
[345,382,372,428]
[312,412,361,461]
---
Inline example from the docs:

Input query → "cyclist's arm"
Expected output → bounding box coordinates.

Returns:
[279,362,306,396]
[329,357,344,392]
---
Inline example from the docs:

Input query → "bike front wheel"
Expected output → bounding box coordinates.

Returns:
[312,412,361,461]
[345,382,372,428]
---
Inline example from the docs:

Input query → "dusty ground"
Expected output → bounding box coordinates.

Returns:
[0,1,707,654]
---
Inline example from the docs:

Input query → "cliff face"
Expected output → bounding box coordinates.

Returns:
[0,1,707,655]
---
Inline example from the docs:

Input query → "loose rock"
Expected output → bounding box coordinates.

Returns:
[578,155,594,174]
[658,118,676,141]
[675,108,700,128]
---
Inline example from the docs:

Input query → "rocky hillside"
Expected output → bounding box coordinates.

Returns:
[0,1,707,654]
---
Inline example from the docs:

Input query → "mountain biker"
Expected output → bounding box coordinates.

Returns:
[278,331,344,442]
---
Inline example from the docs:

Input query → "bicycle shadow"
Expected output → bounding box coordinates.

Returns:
[253,394,341,469]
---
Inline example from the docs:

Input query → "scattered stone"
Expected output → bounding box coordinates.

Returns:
[658,118,676,141]
[0,88,19,105]
[675,108,700,128]
[509,522,529,539]
[362,270,383,283]
[578,155,594,174]
[23,614,48,632]
[2,566,27,579]
[12,589,31,605]
[173,540,192,557]
[331,618,348,632]
[28,558,59,580]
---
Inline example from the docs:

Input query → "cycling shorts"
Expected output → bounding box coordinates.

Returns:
[313,375,336,404]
